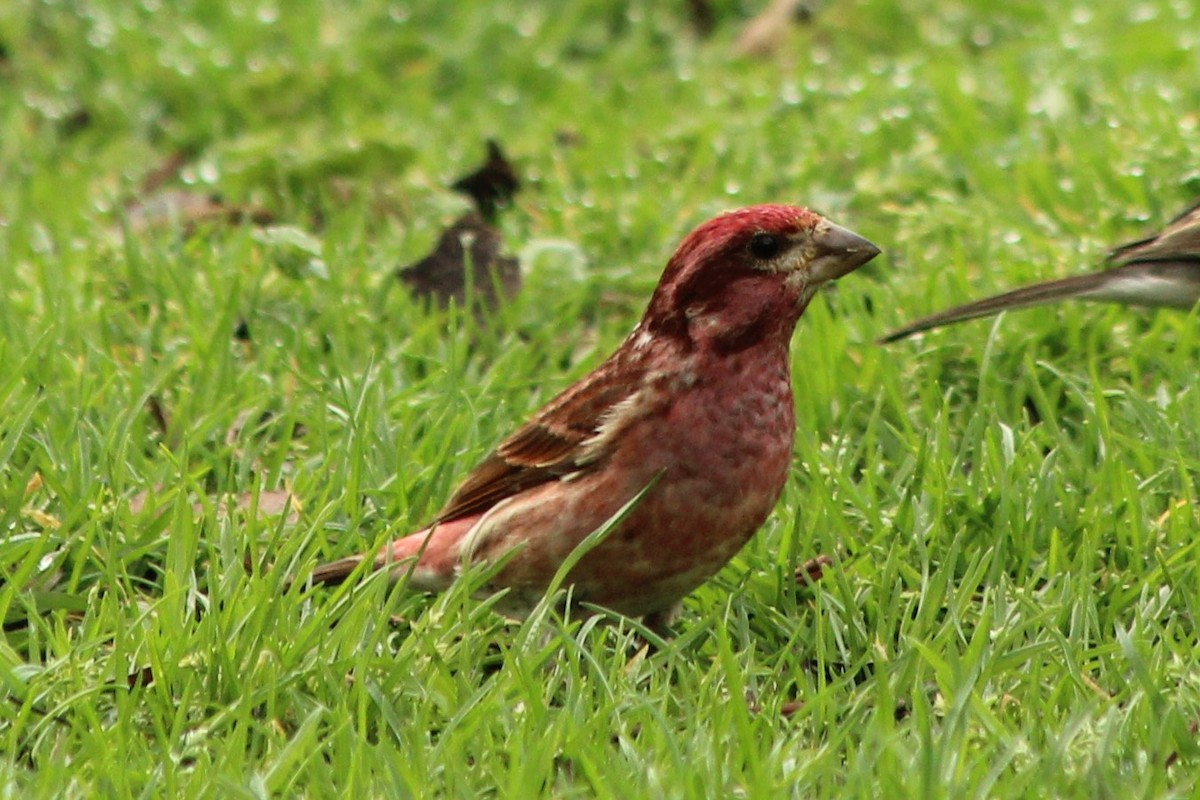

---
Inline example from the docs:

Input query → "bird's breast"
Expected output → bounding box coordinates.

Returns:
[464,343,798,619]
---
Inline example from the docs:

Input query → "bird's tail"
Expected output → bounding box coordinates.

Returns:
[309,527,446,588]
[310,554,369,586]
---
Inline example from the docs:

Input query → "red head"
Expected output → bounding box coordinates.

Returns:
[642,204,879,348]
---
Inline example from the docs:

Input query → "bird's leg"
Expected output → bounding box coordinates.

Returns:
[640,602,682,640]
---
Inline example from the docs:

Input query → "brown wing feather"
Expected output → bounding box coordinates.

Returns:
[1107,198,1200,264]
[433,449,562,523]
[432,349,646,523]
[499,421,586,465]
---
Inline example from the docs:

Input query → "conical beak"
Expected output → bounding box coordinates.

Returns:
[809,221,881,283]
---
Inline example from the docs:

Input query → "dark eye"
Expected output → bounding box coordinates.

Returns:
[749,232,782,259]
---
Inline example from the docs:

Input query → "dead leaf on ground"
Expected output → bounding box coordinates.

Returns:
[118,147,272,236]
[227,409,269,448]
[398,212,520,314]
[129,486,300,524]
[1165,719,1199,769]
[57,107,93,137]
[145,395,171,438]
[451,139,520,221]
[745,692,805,717]
[124,190,274,235]
[137,148,197,196]
[127,666,155,689]
[735,0,817,57]
[554,129,584,148]
[234,489,298,519]
[685,0,717,36]
[795,554,833,586]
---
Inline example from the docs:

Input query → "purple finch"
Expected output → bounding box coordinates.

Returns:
[312,205,879,631]
[880,199,1200,343]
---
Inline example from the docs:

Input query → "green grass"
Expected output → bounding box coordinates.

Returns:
[2,0,1198,796]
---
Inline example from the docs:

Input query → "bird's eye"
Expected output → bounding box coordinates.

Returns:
[749,232,782,259]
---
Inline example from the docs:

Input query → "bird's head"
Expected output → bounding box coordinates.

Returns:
[642,204,880,349]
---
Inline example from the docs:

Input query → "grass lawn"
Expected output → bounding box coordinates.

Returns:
[2,0,1198,796]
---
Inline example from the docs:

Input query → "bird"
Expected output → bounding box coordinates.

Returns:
[879,198,1200,343]
[311,204,880,633]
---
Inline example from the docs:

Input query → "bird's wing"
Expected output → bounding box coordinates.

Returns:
[432,358,642,523]
[1107,198,1200,265]
[876,271,1121,343]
